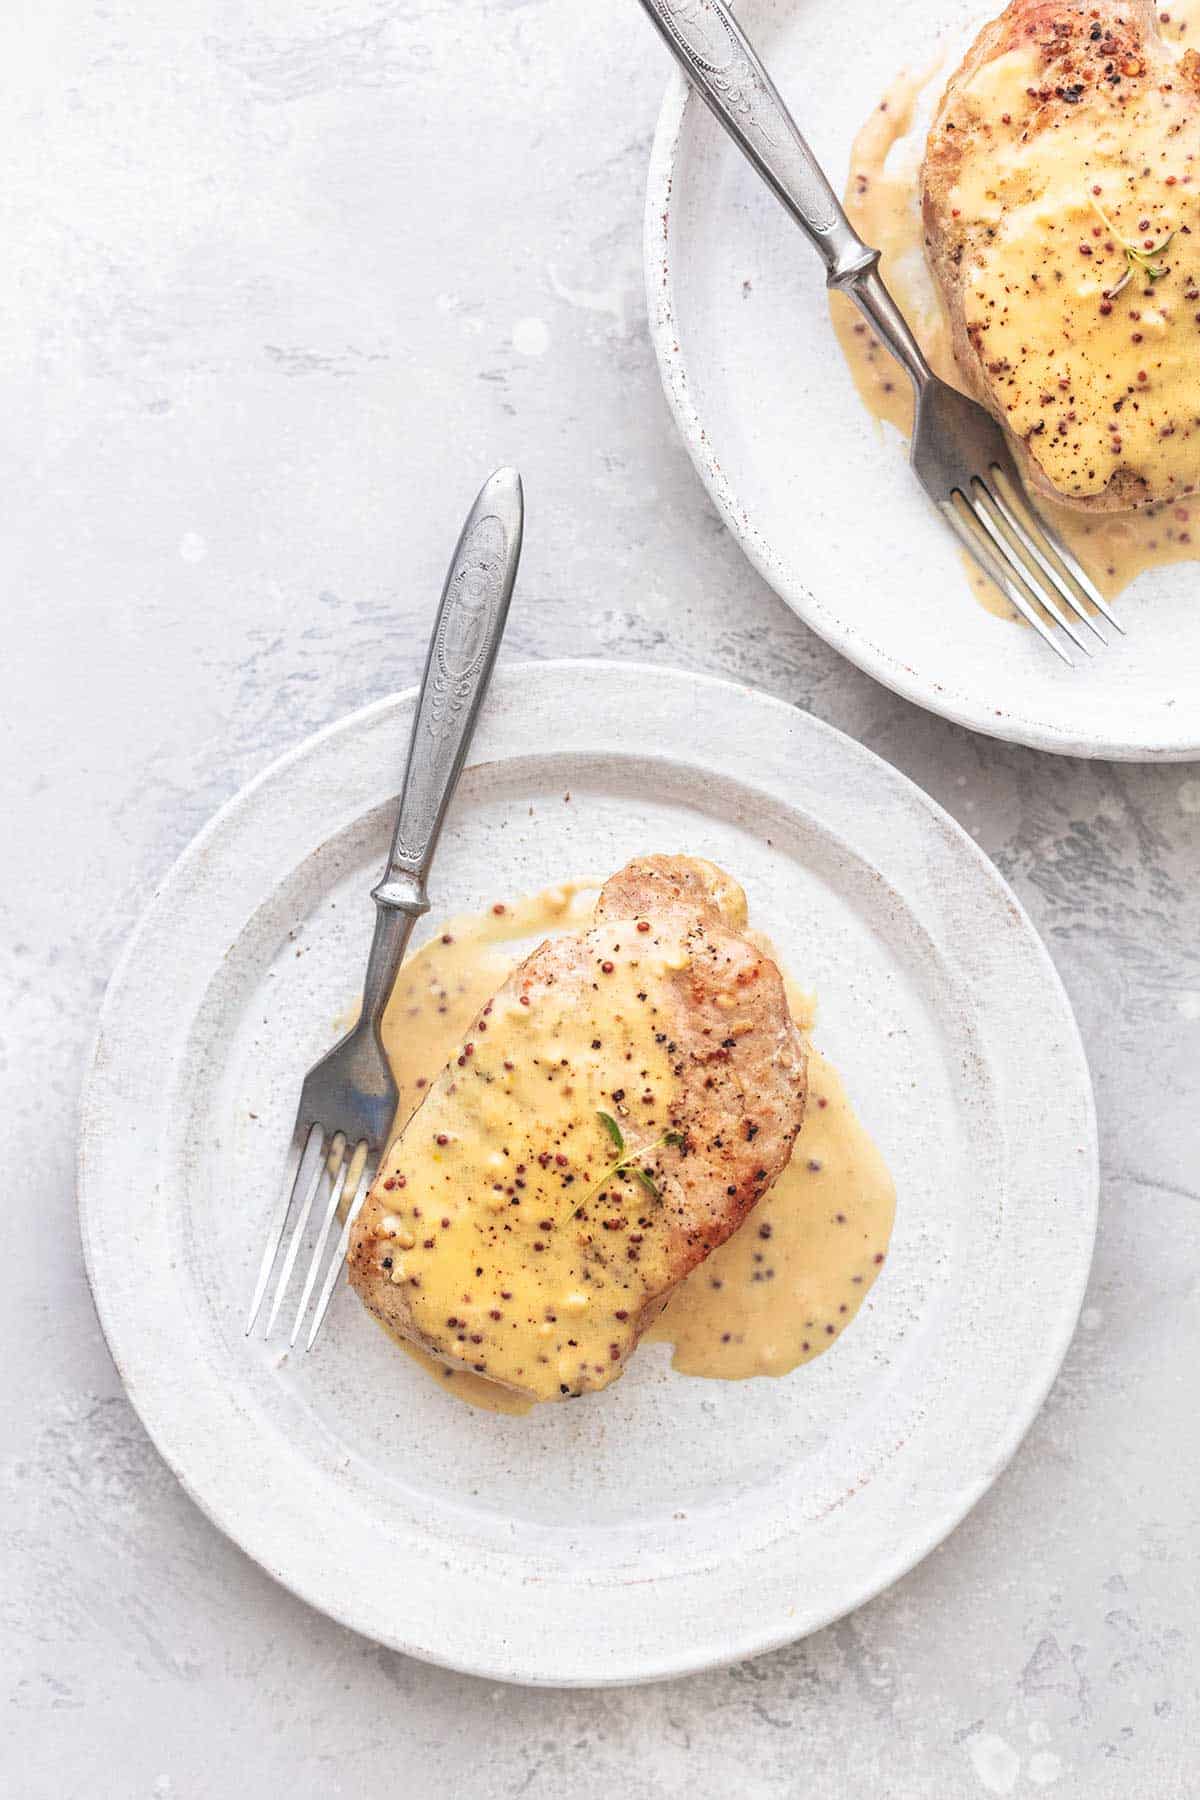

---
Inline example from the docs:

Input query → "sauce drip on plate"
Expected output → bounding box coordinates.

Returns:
[355,884,895,1411]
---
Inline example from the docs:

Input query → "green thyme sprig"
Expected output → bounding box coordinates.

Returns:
[1089,196,1174,299]
[563,1111,684,1220]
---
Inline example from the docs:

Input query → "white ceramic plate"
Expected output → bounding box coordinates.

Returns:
[646,0,1200,760]
[79,663,1096,1685]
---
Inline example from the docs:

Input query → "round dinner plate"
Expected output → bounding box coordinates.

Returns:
[79,663,1096,1685]
[646,0,1200,760]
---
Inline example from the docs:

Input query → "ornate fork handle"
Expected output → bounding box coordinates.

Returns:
[372,467,524,918]
[638,0,879,289]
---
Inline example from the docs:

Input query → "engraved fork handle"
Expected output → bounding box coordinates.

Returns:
[637,0,933,390]
[360,467,524,1024]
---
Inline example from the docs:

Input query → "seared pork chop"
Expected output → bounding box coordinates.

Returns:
[923,0,1200,509]
[348,855,807,1402]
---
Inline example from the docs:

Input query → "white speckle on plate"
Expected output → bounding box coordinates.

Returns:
[1179,778,1200,814]
[1177,992,1200,1021]
[1028,1751,1064,1787]
[968,1732,1020,1795]
[1081,1306,1102,1330]
[512,316,550,357]
[179,531,207,564]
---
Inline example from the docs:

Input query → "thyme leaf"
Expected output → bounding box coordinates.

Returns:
[1089,196,1175,299]
[596,1110,625,1152]
[563,1124,685,1223]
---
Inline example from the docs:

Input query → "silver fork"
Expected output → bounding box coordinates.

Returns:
[636,0,1125,666]
[245,466,524,1351]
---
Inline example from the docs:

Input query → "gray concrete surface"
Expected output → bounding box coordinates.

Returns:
[2,2,1197,1795]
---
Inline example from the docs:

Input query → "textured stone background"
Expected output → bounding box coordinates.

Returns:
[3,3,1198,1796]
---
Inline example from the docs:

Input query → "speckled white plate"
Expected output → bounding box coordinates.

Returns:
[645,0,1200,760]
[78,662,1096,1686]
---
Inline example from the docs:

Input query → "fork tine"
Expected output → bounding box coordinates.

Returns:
[288,1139,366,1347]
[942,499,1074,666]
[305,1156,375,1351]
[990,465,1126,635]
[245,1121,324,1334]
[264,1132,344,1337]
[986,468,1111,643]
[966,487,1093,656]
[986,480,1107,646]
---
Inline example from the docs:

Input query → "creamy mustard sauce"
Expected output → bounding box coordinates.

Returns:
[947,41,1200,501]
[379,882,597,1113]
[366,900,690,1405]
[373,885,598,1415]
[831,10,1200,613]
[357,885,895,1412]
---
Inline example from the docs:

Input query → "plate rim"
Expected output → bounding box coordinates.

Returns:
[644,50,1200,763]
[77,658,1099,1685]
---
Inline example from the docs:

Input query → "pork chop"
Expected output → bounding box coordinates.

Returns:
[348,855,807,1402]
[923,0,1200,509]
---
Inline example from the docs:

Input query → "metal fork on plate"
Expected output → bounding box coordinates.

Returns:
[245,466,524,1350]
[636,0,1125,666]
